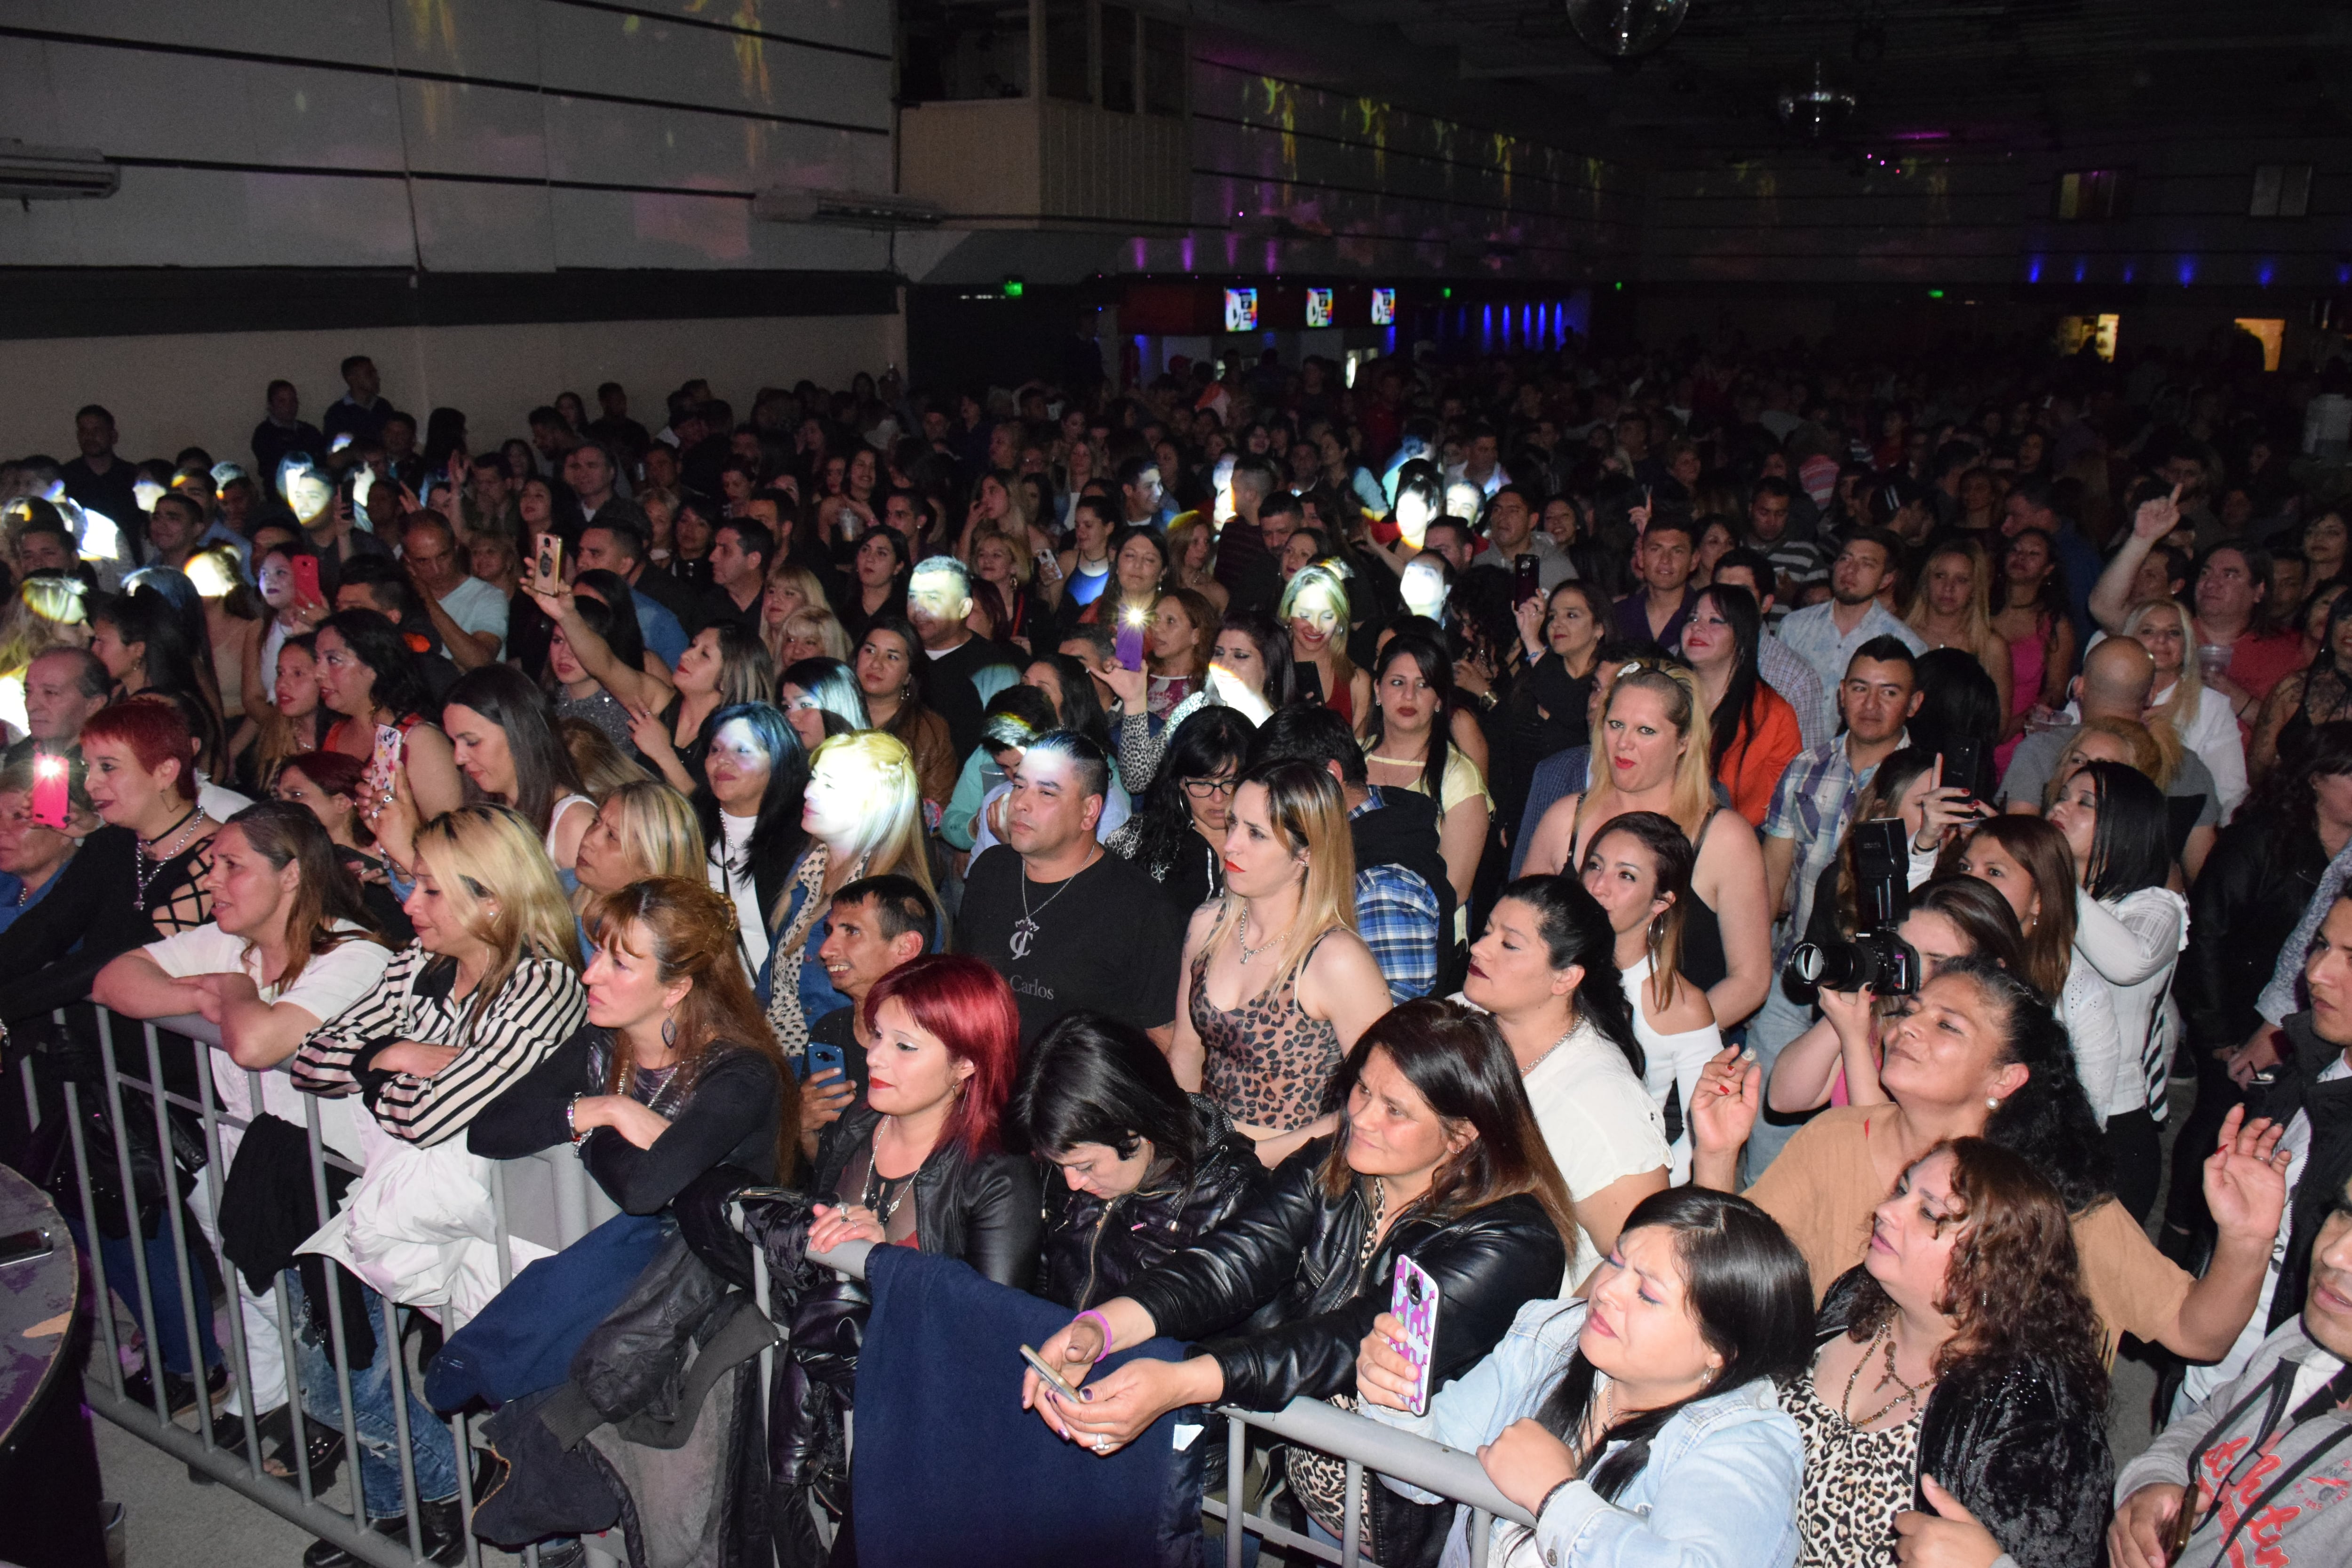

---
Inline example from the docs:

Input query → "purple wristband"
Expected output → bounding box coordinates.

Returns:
[1077,1309,1115,1361]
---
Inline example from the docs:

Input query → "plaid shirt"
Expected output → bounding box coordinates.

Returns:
[1763,731,1908,960]
[1349,791,1442,1002]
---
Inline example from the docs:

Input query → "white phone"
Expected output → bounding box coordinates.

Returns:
[1020,1343,1087,1404]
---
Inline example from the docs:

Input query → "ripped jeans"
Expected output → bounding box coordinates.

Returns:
[285,1270,459,1520]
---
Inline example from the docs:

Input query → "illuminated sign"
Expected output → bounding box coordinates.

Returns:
[1304,287,1333,327]
[1370,287,1396,326]
[1223,287,1259,331]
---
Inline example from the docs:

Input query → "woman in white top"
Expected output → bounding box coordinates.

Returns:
[2121,597,2246,820]
[2046,759,2192,1222]
[1577,813,1721,1182]
[1947,815,2125,1130]
[1461,873,1669,1286]
[376,664,596,878]
[695,703,810,988]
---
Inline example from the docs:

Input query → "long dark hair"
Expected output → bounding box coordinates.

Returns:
[1361,632,1456,797]
[1833,747,1936,937]
[1690,583,1764,773]
[693,701,810,878]
[2247,717,2352,857]
[320,609,433,722]
[1534,1188,1815,1502]
[1907,649,2002,800]
[1839,1138,2109,1404]
[2067,759,2171,900]
[1013,1011,1204,1176]
[442,664,584,836]
[1941,955,2115,1212]
[1910,876,2031,982]
[1034,652,1116,754]
[1494,873,1644,1077]
[573,567,650,675]
[1127,706,1255,883]
[1215,611,1299,708]
[1315,998,1577,1248]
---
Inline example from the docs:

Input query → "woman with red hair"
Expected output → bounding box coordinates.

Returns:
[805,953,1041,1283]
[0,697,223,1024]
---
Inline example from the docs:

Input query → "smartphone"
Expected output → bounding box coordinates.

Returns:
[1939,738,1984,804]
[1019,1343,1088,1405]
[0,1226,55,1267]
[1113,608,1146,672]
[803,1042,846,1084]
[366,724,405,804]
[290,554,323,607]
[1512,552,1542,610]
[1390,1255,1442,1417]
[536,533,564,590]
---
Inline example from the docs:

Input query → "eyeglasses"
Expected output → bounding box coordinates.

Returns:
[1181,776,1240,800]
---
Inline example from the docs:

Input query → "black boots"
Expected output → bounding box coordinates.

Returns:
[300,1497,466,1568]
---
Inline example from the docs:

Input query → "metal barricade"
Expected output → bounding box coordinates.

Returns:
[17,1005,617,1568]
[801,1238,1538,1568]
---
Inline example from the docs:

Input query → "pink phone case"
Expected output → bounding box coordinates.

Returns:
[1391,1255,1441,1416]
[365,724,404,803]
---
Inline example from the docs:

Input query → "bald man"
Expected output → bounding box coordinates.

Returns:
[2001,633,2223,876]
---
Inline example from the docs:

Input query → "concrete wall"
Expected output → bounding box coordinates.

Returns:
[0,311,902,469]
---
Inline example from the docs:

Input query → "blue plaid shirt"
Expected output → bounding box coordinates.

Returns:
[1763,731,1908,960]
[1350,791,1442,1002]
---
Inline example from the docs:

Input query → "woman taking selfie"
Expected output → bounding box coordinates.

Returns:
[1106,706,1255,917]
[1014,1010,1265,1311]
[801,954,1040,1281]
[2045,759,2190,1220]
[1361,632,1493,912]
[1350,1189,1814,1568]
[629,623,774,798]
[1462,874,1671,1281]
[1023,1001,1571,1565]
[1681,584,1802,828]
[1579,816,1722,1181]
[1689,958,2289,1368]
[1519,665,1774,1029]
[1170,759,1393,1168]
[1788,1140,2114,1568]
[312,610,464,816]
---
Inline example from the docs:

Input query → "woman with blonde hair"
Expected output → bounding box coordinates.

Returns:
[779,604,854,665]
[1281,558,1370,729]
[1905,539,2014,721]
[1170,757,1394,1168]
[760,561,834,667]
[968,527,1047,653]
[1519,663,1774,1029]
[2119,596,2245,818]
[764,729,937,1063]
[1165,512,1228,615]
[2044,713,2179,799]
[574,779,705,901]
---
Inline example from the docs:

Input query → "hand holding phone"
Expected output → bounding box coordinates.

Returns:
[1020,1343,1088,1407]
[1389,1255,1442,1416]
[802,1042,846,1084]
[535,533,564,591]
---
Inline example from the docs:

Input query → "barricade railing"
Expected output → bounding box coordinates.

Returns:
[27,1003,1531,1568]
[801,1238,1537,1568]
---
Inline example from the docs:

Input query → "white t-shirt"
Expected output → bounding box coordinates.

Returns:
[709,812,771,977]
[145,920,396,1166]
[437,575,510,660]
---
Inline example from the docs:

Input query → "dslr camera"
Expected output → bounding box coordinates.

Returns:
[1786,819,1919,996]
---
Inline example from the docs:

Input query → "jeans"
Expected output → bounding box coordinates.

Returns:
[69,1215,222,1377]
[286,1270,459,1520]
[1743,983,1817,1176]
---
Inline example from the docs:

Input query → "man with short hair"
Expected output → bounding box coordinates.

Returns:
[563,441,645,535]
[1999,635,2224,874]
[5,647,110,792]
[1248,703,1451,1002]
[399,513,504,668]
[1421,517,1478,577]
[0,758,75,934]
[145,493,205,571]
[1216,455,1284,616]
[1614,517,1700,646]
[1447,424,1509,496]
[1748,639,1926,1170]
[1469,484,1569,592]
[461,454,520,541]
[800,874,938,1152]
[576,522,693,661]
[252,380,325,486]
[60,404,144,552]
[586,382,651,471]
[321,355,398,446]
[16,518,77,575]
[1774,529,1928,700]
[956,731,1183,1050]
[1711,548,1832,752]
[528,405,578,476]
[1743,477,1826,609]
[906,556,1017,758]
[702,516,774,640]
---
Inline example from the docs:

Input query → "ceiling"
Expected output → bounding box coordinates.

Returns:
[1197,0,2352,165]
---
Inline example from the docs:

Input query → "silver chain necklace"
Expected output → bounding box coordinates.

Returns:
[134,808,204,909]
[1010,848,1096,959]
[1236,904,1290,965]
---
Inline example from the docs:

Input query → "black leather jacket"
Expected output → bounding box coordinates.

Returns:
[2178,813,2329,1050]
[1036,1096,1267,1311]
[809,1105,1043,1287]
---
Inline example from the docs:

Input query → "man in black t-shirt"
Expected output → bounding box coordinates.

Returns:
[956,731,1182,1051]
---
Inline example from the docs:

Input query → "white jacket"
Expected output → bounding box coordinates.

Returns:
[298,1136,550,1329]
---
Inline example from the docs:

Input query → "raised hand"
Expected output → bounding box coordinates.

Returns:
[2133,482,2184,543]
[2202,1103,2290,1244]
[1688,1044,1761,1159]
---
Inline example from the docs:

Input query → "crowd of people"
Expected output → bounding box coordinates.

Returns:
[1,332,2349,1567]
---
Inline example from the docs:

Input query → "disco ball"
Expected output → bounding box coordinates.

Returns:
[1565,0,1692,59]
[1779,60,1856,141]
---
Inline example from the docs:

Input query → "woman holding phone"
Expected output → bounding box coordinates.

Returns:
[311,610,464,816]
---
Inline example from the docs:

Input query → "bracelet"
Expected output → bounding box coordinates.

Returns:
[1076,1309,1115,1361]
[565,1093,584,1143]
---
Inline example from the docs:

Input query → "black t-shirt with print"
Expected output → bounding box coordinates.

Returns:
[957,844,1184,1050]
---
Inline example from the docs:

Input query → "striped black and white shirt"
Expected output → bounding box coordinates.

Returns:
[292,943,586,1147]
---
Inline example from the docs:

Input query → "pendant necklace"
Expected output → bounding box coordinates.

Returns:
[1236,904,1290,965]
[1010,848,1094,959]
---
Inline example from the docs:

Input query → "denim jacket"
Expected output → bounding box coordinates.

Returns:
[1359,1296,1804,1568]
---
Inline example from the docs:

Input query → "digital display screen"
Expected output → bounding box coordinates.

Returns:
[1223,287,1259,332]
[1370,287,1396,326]
[1304,287,1333,328]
